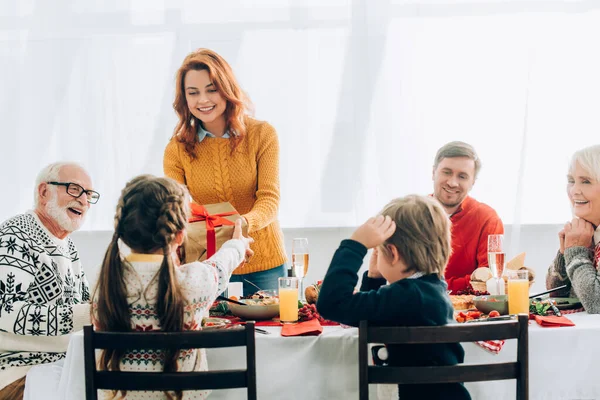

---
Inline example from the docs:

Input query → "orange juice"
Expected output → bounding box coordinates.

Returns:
[279,287,299,323]
[507,279,529,314]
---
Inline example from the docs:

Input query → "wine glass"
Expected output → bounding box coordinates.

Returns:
[487,234,505,295]
[292,238,309,300]
[487,234,505,278]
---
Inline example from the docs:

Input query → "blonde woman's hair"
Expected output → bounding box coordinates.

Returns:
[379,195,451,278]
[569,144,600,182]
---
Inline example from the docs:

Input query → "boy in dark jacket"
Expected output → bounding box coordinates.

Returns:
[317,195,471,400]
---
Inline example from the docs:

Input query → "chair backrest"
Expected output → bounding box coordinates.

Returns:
[84,323,257,400]
[358,314,528,400]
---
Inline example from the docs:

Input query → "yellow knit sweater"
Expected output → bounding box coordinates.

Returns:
[163,117,287,274]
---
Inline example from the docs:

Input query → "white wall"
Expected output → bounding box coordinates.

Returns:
[3,1,600,231]
[74,224,561,296]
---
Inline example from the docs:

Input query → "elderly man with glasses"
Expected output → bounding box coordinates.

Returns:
[0,162,98,400]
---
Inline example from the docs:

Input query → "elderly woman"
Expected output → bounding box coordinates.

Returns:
[546,144,600,313]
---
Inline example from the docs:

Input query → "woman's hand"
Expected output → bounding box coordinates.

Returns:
[367,248,384,279]
[564,218,594,250]
[350,215,396,249]
[558,228,566,254]
[232,218,254,260]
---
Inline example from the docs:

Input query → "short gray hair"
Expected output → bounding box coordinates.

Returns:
[433,141,481,179]
[33,162,86,207]
[570,144,600,182]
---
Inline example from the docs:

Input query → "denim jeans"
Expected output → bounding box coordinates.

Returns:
[229,264,287,295]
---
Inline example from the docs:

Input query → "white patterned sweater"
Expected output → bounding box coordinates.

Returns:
[0,211,91,390]
[92,239,245,400]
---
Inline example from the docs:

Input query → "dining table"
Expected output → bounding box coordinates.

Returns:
[23,312,600,400]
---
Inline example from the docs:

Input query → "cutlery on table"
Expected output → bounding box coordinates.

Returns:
[217,295,247,306]
[528,285,568,299]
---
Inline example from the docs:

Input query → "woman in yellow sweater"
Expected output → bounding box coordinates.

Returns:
[164,48,287,294]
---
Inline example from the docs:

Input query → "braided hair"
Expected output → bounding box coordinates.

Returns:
[93,175,190,400]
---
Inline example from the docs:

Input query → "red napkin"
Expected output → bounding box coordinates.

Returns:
[535,315,575,327]
[476,340,505,354]
[281,319,323,336]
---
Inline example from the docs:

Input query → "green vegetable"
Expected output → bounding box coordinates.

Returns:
[529,301,551,316]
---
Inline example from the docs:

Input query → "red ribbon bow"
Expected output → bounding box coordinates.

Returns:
[189,203,236,258]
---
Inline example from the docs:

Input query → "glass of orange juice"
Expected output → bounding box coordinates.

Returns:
[278,277,299,324]
[507,270,529,314]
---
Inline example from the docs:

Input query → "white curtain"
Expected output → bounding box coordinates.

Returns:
[1,0,598,230]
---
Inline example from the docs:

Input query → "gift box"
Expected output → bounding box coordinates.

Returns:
[182,202,248,263]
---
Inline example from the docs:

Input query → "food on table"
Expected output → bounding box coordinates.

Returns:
[506,252,526,270]
[453,287,489,296]
[455,309,503,323]
[504,252,535,286]
[450,295,475,310]
[454,310,483,323]
[201,317,230,329]
[241,291,279,305]
[298,303,334,324]
[473,295,509,315]
[530,299,552,316]
[305,281,322,304]
[470,267,493,292]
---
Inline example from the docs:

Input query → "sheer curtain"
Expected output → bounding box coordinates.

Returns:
[0,0,598,230]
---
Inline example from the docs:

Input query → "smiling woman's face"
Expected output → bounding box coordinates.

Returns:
[184,69,227,133]
[567,162,600,227]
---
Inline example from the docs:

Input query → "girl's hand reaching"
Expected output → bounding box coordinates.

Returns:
[350,215,396,249]
[232,218,254,260]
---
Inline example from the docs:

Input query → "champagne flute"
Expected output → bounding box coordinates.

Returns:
[292,238,309,300]
[487,234,505,294]
[487,234,505,278]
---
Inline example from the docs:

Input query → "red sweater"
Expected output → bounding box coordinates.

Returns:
[445,196,504,292]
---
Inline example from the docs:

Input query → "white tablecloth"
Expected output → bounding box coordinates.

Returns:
[23,313,600,400]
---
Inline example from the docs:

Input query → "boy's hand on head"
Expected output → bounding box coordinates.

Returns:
[232,218,255,259]
[368,248,384,279]
[350,215,396,249]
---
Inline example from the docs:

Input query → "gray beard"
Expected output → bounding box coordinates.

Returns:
[46,195,84,233]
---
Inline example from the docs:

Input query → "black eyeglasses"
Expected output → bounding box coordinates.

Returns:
[47,181,100,204]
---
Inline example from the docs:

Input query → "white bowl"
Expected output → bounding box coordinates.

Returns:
[228,299,280,320]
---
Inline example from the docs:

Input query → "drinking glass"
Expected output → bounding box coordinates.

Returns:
[292,238,309,278]
[278,277,299,324]
[487,234,505,278]
[292,238,309,300]
[507,270,529,314]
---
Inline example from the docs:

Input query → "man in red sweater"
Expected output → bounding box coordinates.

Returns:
[432,141,504,293]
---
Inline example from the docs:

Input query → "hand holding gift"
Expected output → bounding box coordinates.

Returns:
[232,218,254,261]
[183,202,249,263]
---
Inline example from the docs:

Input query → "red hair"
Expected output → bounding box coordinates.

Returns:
[172,49,253,158]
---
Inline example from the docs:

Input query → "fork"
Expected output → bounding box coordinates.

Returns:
[244,279,263,292]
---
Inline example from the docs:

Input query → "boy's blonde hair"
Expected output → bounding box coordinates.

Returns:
[379,195,451,278]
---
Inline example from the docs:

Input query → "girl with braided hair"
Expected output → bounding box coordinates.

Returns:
[92,174,252,400]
